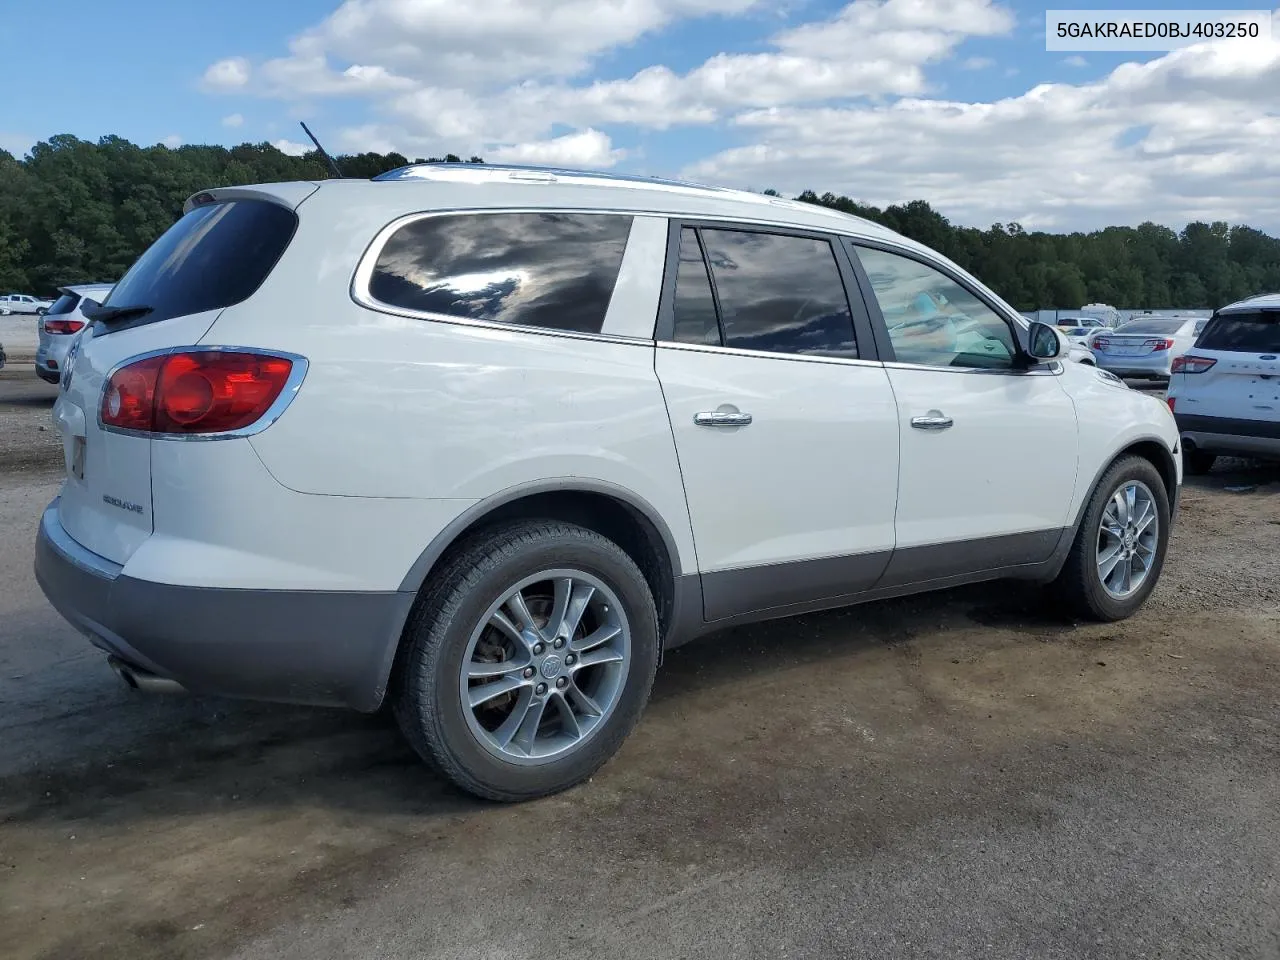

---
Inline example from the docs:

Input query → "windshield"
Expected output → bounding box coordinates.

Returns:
[102,198,297,325]
[1116,319,1184,335]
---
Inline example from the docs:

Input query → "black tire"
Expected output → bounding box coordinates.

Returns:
[1183,446,1217,476]
[393,519,660,802]
[1050,455,1171,622]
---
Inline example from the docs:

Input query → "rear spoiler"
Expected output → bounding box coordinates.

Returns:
[183,181,322,215]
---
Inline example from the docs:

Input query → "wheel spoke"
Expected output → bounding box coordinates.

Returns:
[505,589,539,636]
[487,610,526,648]
[575,647,624,669]
[551,691,581,741]
[1097,544,1124,582]
[490,687,537,748]
[1135,503,1157,535]
[563,582,596,642]
[566,680,603,718]
[1121,557,1133,594]
[571,622,622,653]
[1112,490,1130,525]
[1125,484,1138,524]
[467,657,525,679]
[509,694,549,753]
[469,674,526,708]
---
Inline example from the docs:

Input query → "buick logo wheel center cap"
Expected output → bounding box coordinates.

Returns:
[540,656,562,679]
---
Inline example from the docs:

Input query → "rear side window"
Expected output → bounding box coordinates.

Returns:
[368,212,633,334]
[47,293,80,316]
[671,226,857,358]
[1196,311,1280,353]
[102,199,297,324]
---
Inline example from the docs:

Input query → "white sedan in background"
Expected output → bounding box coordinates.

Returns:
[1089,316,1209,382]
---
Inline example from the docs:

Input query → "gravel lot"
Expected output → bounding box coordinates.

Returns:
[1,367,1278,960]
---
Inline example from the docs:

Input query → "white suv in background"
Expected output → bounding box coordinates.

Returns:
[35,165,1181,801]
[1168,294,1280,474]
[0,293,54,315]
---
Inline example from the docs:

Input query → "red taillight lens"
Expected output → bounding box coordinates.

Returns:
[1171,355,1217,374]
[1167,397,1176,412]
[1148,338,1174,351]
[1093,337,1110,350]
[44,318,84,335]
[101,351,297,435]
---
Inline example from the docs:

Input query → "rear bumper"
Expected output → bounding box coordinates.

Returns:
[35,361,59,384]
[1175,413,1280,461]
[34,498,416,711]
[1095,354,1173,378]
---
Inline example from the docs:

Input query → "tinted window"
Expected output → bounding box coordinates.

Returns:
[47,293,80,316]
[694,229,856,358]
[369,212,632,334]
[671,228,720,346]
[1117,319,1183,335]
[1197,311,1280,352]
[103,199,297,324]
[856,246,1016,369]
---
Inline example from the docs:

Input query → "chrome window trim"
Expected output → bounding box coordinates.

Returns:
[97,345,310,442]
[601,215,668,340]
[658,338,884,369]
[882,359,1064,377]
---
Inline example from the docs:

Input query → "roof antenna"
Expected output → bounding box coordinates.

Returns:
[299,121,343,179]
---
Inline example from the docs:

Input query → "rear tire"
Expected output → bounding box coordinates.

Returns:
[1050,456,1170,622]
[1183,447,1217,476]
[393,519,660,802]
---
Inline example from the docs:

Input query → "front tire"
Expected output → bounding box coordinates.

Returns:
[1051,456,1171,621]
[1183,447,1217,476]
[393,520,660,801]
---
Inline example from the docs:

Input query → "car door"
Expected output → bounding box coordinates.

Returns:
[844,240,1079,586]
[655,223,900,622]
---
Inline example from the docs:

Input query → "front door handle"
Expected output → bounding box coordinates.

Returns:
[910,413,953,431]
[694,410,753,428]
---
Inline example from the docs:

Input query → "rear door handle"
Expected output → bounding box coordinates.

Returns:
[694,410,753,427]
[910,414,953,431]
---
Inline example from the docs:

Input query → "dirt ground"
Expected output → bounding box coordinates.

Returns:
[1,366,1278,960]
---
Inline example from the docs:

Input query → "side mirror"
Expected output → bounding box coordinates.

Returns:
[1027,320,1064,361]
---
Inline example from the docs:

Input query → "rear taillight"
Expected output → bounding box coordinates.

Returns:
[1093,337,1110,350]
[1148,338,1175,351]
[44,318,84,335]
[1171,355,1216,374]
[101,350,301,435]
[1167,397,1176,412]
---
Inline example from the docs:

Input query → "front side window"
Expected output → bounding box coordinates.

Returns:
[368,212,633,334]
[855,246,1016,369]
[671,227,857,358]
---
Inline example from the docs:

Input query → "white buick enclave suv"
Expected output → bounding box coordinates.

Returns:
[35,165,1181,800]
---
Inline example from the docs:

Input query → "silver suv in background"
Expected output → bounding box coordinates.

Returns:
[35,284,114,384]
[1168,294,1280,474]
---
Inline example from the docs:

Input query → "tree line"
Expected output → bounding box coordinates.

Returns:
[1,134,1277,311]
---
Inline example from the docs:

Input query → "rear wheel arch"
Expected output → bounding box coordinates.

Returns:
[395,480,688,650]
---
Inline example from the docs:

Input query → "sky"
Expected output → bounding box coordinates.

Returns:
[3,0,1279,232]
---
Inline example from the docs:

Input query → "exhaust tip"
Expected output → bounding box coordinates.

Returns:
[106,655,185,695]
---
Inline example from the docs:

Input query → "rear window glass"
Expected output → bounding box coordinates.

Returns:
[1196,311,1280,352]
[368,212,633,334]
[46,293,79,316]
[1117,319,1184,335]
[101,199,297,324]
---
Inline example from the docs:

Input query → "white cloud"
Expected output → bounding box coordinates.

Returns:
[222,113,245,128]
[161,134,183,149]
[684,33,1280,230]
[272,138,311,156]
[1062,55,1088,68]
[195,0,1280,230]
[203,57,251,90]
[489,129,625,167]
